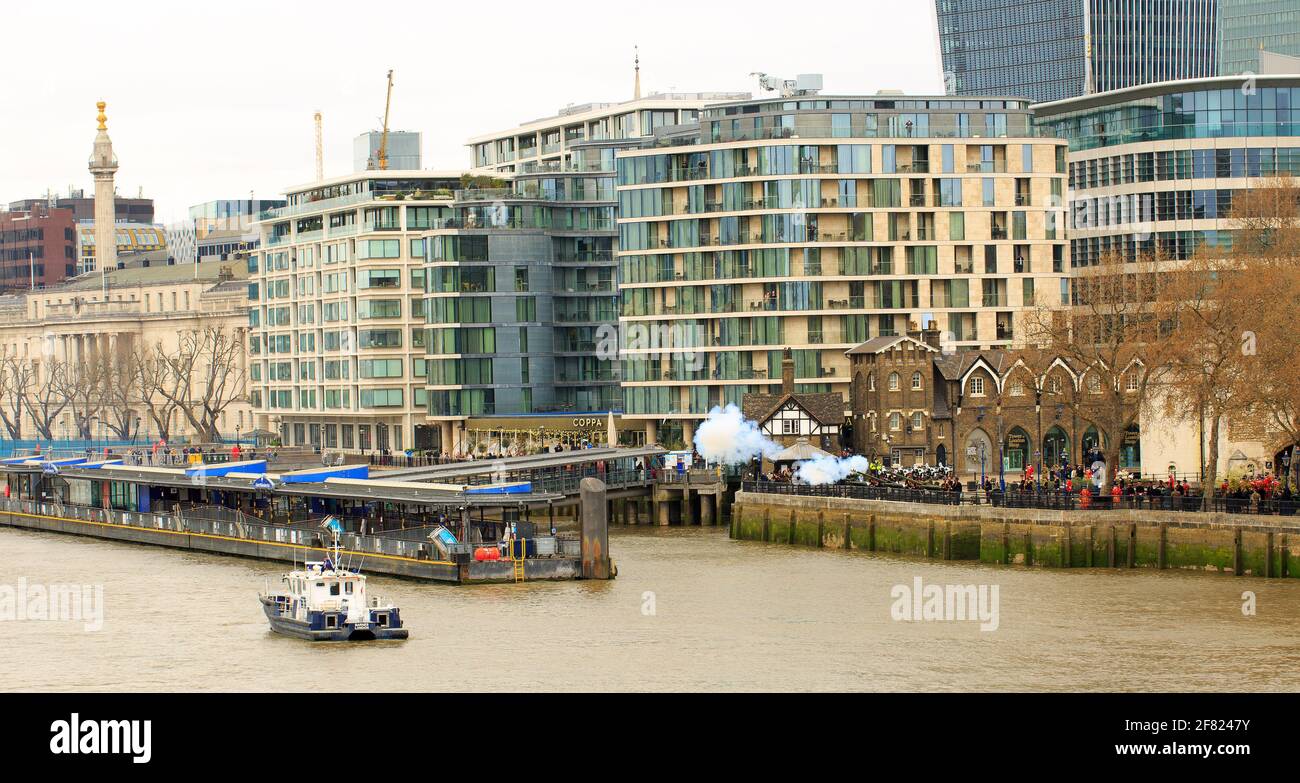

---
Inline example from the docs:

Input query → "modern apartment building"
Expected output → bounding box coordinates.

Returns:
[467,92,749,175]
[247,170,461,453]
[417,92,748,454]
[615,92,1069,448]
[1218,0,1300,74]
[936,0,1220,103]
[1034,74,1300,266]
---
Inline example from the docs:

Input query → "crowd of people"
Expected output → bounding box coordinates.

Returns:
[83,443,274,467]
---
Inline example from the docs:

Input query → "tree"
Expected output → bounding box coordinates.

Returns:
[99,357,138,440]
[1025,251,1170,493]
[66,355,110,440]
[0,355,32,440]
[1229,177,1300,491]
[154,326,247,442]
[129,343,182,443]
[23,358,72,441]
[1157,249,1256,508]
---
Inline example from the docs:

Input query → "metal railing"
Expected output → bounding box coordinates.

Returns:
[741,480,1300,516]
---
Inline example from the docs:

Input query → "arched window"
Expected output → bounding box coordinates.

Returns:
[889,412,902,431]
[911,412,924,430]
[888,372,900,391]
[868,374,876,391]
[911,371,923,390]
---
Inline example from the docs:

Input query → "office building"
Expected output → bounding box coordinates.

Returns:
[936,0,1220,103]
[354,131,422,172]
[1218,0,1300,74]
[167,199,288,265]
[1034,74,1300,266]
[615,90,1069,448]
[0,205,77,291]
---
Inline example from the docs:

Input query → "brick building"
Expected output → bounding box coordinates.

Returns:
[849,330,1144,478]
[0,205,78,291]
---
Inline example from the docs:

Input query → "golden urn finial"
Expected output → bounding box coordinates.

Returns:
[96,101,107,131]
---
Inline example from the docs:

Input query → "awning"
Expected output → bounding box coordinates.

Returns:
[771,439,831,463]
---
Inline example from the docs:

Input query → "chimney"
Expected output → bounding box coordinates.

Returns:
[781,347,795,394]
[922,325,942,350]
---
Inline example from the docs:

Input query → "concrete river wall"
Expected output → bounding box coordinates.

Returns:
[731,491,1300,578]
[0,499,582,584]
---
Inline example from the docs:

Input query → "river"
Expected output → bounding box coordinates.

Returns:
[3,525,1300,692]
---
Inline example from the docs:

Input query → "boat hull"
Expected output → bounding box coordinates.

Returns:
[259,596,409,642]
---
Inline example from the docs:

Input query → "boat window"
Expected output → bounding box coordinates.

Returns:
[344,582,354,594]
[330,583,340,596]
[315,582,324,589]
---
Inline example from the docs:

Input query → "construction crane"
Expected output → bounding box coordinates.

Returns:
[376,69,394,171]
[314,111,323,181]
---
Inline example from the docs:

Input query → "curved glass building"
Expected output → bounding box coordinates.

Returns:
[1035,75,1300,266]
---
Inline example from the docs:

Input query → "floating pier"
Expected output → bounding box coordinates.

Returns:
[0,455,617,584]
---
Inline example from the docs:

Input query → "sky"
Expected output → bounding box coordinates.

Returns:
[0,1,944,224]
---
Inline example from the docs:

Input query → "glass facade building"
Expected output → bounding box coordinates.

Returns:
[616,95,1069,441]
[936,0,1087,103]
[1034,75,1300,267]
[936,0,1220,103]
[1218,0,1300,74]
[422,143,621,424]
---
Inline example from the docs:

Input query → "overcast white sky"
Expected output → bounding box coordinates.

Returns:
[0,1,944,223]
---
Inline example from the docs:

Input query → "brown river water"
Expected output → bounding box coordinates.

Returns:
[2,525,1299,692]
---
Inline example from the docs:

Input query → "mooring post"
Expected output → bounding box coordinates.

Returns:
[1158,522,1168,569]
[579,477,611,580]
[1282,535,1291,579]
[1233,527,1244,576]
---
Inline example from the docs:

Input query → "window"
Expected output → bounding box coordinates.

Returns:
[1088,374,1102,394]
[911,412,924,431]
[868,374,875,391]
[970,375,985,396]
[888,372,900,391]
[889,412,902,431]
[911,372,922,391]
[1010,380,1024,396]
[1125,370,1140,392]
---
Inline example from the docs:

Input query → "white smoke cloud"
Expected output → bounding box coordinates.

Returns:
[693,404,781,465]
[794,454,871,486]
